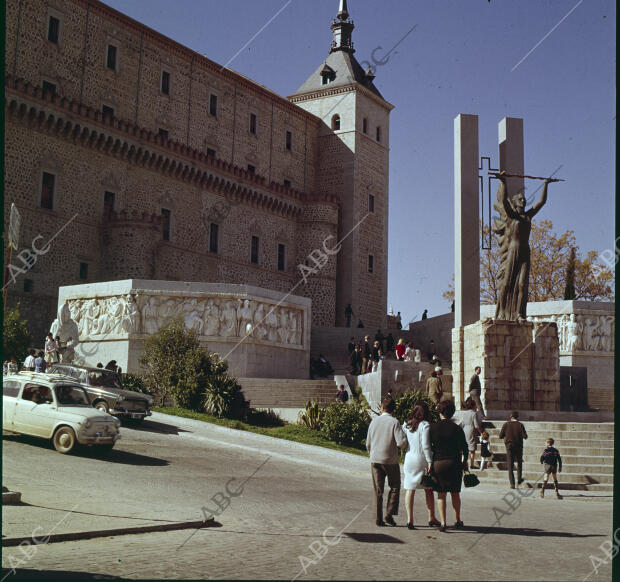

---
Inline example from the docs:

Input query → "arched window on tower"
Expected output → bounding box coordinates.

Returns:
[332,114,341,131]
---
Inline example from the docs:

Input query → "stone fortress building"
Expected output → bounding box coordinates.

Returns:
[4,0,392,340]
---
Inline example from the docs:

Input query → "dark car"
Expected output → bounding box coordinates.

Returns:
[48,364,152,423]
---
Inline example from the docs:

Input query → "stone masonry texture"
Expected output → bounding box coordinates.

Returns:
[4,0,391,341]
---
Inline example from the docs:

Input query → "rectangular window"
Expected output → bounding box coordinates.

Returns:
[209,223,219,253]
[106,44,118,70]
[42,81,56,98]
[41,172,55,209]
[209,94,218,116]
[277,243,286,271]
[285,130,292,150]
[161,208,171,241]
[368,254,374,274]
[161,70,170,95]
[250,235,260,264]
[79,262,89,280]
[48,16,60,43]
[363,118,368,134]
[247,164,255,175]
[158,128,169,141]
[283,179,291,189]
[102,104,115,119]
[23,279,34,293]
[376,126,381,142]
[103,191,115,219]
[206,147,216,159]
[368,194,375,213]
[249,113,257,135]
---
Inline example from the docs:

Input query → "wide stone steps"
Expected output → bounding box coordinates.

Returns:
[470,419,614,490]
[238,378,337,408]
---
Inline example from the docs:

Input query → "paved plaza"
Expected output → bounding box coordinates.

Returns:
[2,412,614,581]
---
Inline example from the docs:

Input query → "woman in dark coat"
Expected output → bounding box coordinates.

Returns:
[429,399,469,531]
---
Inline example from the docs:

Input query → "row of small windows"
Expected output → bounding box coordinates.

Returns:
[331,115,382,141]
[46,15,297,169]
[37,174,287,269]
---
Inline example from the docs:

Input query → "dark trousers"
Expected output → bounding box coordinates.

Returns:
[505,446,523,487]
[469,388,485,417]
[345,314,351,327]
[371,463,400,521]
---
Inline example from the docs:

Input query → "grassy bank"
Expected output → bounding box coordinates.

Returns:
[152,406,369,458]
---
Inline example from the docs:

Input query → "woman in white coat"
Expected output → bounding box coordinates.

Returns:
[402,402,440,529]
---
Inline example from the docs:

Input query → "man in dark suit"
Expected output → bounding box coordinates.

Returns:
[499,411,528,488]
[468,366,486,418]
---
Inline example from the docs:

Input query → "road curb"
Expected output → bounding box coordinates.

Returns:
[2,518,218,547]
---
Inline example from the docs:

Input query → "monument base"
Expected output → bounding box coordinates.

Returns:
[452,318,560,412]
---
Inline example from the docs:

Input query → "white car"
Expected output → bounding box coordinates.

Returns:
[3,372,121,454]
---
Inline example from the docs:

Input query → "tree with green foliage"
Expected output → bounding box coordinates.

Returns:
[139,318,246,417]
[563,246,577,300]
[2,305,31,366]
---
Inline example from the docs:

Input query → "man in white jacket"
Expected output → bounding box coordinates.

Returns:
[366,397,408,526]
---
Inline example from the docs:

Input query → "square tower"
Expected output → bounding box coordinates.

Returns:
[288,0,393,328]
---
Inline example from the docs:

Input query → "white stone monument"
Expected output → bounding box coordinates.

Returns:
[57,280,311,378]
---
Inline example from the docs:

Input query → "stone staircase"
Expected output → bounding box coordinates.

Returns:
[310,327,418,374]
[473,420,614,491]
[238,378,337,409]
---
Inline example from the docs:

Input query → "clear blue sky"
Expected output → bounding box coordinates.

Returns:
[103,0,616,326]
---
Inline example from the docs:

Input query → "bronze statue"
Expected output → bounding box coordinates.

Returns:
[492,172,560,321]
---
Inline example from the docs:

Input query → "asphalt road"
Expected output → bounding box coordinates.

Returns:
[2,412,615,581]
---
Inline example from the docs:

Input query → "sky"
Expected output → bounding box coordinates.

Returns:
[103,0,616,326]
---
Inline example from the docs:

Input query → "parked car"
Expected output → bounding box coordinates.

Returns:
[3,372,121,454]
[48,364,153,423]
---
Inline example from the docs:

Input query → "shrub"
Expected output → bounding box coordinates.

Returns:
[2,305,31,366]
[139,318,246,417]
[392,390,439,425]
[297,400,324,430]
[121,373,150,394]
[247,408,285,427]
[202,354,246,419]
[320,400,371,448]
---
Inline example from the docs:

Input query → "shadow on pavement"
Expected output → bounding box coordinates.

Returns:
[345,532,405,543]
[2,569,127,580]
[3,434,168,465]
[87,448,169,466]
[454,525,606,538]
[122,418,191,435]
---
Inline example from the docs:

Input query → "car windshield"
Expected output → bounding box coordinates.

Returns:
[87,370,122,389]
[54,385,90,406]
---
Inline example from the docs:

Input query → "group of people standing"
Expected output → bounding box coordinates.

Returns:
[367,397,565,531]
[366,397,468,531]
[348,332,423,376]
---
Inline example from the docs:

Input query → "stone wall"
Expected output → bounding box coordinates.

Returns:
[453,319,560,412]
[4,0,390,342]
[409,313,455,363]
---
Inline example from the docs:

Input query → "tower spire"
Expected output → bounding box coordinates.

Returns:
[330,0,354,53]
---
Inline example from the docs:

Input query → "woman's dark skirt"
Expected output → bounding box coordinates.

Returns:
[432,458,462,493]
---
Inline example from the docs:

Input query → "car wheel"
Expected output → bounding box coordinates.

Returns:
[53,427,77,454]
[94,400,109,414]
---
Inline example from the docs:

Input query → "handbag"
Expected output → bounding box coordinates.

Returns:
[420,474,436,489]
[463,470,480,488]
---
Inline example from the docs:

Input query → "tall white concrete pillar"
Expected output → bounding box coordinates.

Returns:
[454,114,480,328]
[498,117,524,197]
